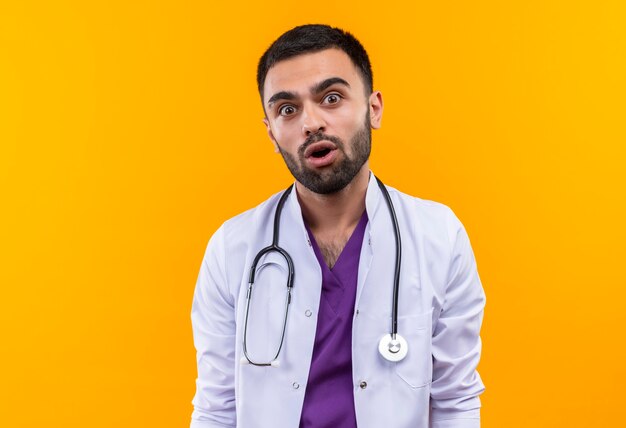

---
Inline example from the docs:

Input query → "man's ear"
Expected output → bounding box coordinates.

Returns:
[369,91,384,129]
[263,117,280,153]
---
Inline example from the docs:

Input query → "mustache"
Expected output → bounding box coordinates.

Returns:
[298,132,344,157]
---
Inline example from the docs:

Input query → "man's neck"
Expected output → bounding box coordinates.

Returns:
[296,166,369,236]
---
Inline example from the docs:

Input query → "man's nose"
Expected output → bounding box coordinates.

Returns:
[301,104,326,136]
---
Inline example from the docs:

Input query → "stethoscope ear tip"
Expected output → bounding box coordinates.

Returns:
[270,360,281,368]
[240,357,250,365]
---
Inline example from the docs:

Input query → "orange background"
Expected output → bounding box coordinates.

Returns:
[1,1,625,427]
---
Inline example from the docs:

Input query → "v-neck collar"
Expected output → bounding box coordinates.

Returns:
[304,210,369,273]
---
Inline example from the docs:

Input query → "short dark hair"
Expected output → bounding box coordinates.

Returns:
[257,24,373,101]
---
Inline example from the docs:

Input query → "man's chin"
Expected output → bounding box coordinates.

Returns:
[299,176,353,195]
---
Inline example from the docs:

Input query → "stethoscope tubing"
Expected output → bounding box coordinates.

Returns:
[243,186,294,366]
[375,177,402,340]
[243,176,403,366]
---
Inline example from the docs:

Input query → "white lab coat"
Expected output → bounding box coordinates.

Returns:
[191,175,485,428]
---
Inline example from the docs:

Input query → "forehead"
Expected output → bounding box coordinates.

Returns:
[263,48,363,101]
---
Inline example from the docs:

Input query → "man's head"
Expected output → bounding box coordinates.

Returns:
[257,24,373,101]
[259,25,383,195]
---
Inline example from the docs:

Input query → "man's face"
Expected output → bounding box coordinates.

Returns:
[262,48,383,194]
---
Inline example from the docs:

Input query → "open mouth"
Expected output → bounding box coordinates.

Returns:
[303,141,338,167]
[311,148,332,158]
[304,141,337,158]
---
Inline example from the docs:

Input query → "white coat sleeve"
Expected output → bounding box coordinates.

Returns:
[190,226,237,428]
[430,209,486,428]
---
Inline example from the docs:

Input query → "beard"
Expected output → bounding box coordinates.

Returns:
[277,112,371,195]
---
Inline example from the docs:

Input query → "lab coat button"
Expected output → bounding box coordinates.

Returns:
[292,382,300,390]
[305,309,312,317]
[359,381,367,389]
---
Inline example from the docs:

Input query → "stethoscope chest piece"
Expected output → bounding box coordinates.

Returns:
[378,333,408,362]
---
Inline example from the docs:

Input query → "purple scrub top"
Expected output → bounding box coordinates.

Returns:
[299,211,368,428]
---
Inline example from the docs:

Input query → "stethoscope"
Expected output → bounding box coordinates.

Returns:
[242,176,407,367]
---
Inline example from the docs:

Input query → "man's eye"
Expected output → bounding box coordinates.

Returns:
[278,105,296,116]
[323,93,341,104]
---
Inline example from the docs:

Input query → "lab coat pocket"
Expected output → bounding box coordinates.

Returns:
[394,309,433,388]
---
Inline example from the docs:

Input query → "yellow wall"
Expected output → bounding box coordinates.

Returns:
[1,1,625,426]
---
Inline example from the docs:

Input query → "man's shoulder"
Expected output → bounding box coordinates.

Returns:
[387,186,458,223]
[385,185,465,247]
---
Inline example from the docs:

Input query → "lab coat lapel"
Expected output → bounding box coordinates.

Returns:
[355,174,383,310]
[282,185,323,372]
[277,185,323,424]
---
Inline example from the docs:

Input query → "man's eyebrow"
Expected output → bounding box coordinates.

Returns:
[311,77,350,95]
[267,91,297,107]
[266,77,350,108]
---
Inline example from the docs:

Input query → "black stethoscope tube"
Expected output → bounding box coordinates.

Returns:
[375,177,402,340]
[243,185,294,367]
[243,176,403,366]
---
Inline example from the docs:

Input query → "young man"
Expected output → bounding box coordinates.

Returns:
[191,25,485,428]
